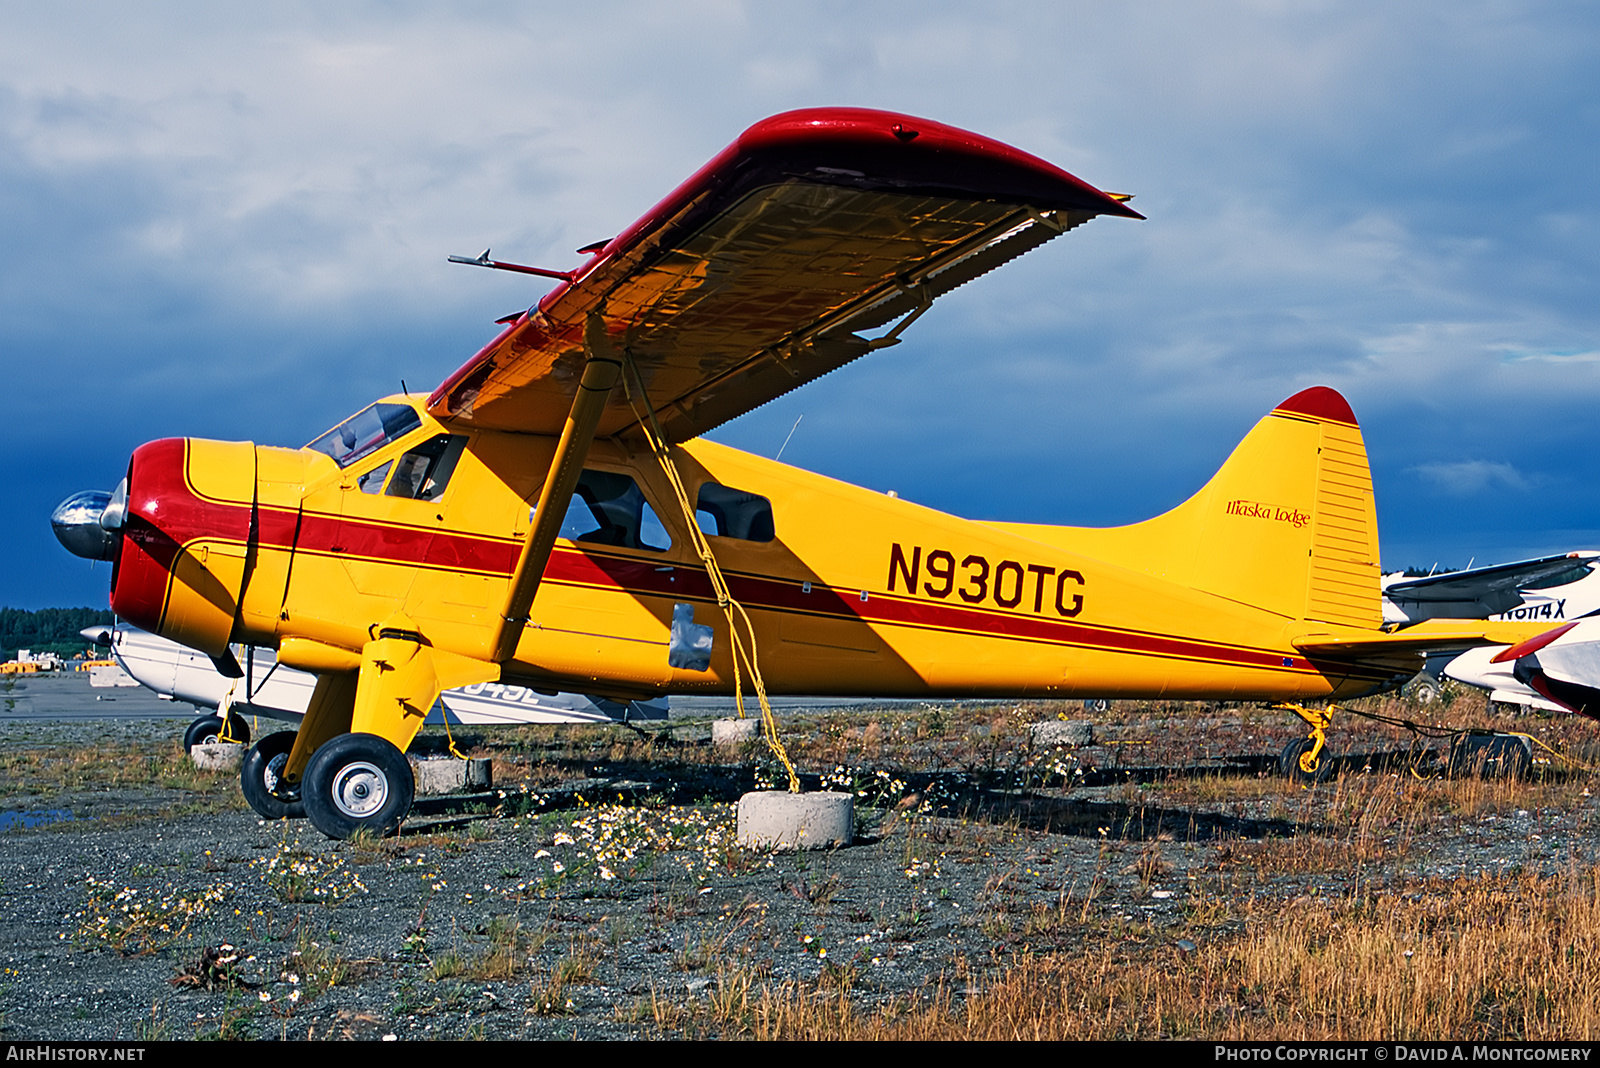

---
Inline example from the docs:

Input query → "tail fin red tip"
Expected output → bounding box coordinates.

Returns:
[1274,386,1358,427]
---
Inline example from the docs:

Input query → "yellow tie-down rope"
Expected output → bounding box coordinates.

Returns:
[620,353,800,793]
[216,677,242,742]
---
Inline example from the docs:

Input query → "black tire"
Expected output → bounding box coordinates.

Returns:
[301,733,414,840]
[1446,733,1533,780]
[1280,737,1333,784]
[1403,674,1442,705]
[240,731,306,820]
[184,712,251,753]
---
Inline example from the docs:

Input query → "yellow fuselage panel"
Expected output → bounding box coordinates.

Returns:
[514,437,1371,700]
[185,397,1390,702]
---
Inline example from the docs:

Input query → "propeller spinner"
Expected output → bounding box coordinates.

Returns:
[51,478,126,562]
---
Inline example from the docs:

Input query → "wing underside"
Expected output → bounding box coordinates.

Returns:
[1384,552,1598,616]
[427,108,1140,443]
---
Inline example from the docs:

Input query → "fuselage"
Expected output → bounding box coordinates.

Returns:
[100,393,1390,704]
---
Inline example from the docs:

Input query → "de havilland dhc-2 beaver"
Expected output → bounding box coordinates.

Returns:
[50,108,1564,839]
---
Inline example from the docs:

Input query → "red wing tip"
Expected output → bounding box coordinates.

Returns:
[738,108,1144,219]
[1490,621,1580,664]
[1273,386,1358,427]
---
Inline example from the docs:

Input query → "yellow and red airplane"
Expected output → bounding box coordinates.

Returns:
[50,108,1551,838]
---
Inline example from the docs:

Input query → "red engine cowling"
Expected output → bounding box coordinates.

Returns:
[110,438,257,658]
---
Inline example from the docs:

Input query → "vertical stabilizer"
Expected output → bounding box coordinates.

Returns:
[993,386,1382,627]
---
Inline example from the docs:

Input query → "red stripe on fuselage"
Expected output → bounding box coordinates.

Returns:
[540,548,1357,678]
[117,444,1381,681]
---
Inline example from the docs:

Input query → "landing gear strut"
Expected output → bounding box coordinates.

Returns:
[1279,704,1334,785]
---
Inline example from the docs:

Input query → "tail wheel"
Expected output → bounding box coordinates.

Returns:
[184,712,251,753]
[240,731,305,820]
[302,733,414,840]
[1280,737,1333,785]
[1402,673,1443,705]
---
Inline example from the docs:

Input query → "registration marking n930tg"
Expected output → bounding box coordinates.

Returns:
[887,543,1083,616]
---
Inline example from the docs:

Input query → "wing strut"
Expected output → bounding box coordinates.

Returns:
[488,314,620,663]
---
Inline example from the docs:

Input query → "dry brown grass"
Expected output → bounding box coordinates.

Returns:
[711,870,1600,1040]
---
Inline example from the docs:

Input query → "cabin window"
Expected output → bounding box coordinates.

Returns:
[385,435,467,501]
[308,402,422,468]
[356,460,393,494]
[695,482,775,542]
[560,470,671,552]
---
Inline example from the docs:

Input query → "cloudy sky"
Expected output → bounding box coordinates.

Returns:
[6,2,1598,609]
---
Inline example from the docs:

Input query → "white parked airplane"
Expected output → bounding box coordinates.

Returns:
[82,622,668,752]
[1377,552,1600,708]
[1382,551,1600,625]
[1440,644,1567,712]
[1491,619,1600,718]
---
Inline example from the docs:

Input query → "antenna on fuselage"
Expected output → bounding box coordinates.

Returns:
[776,415,804,462]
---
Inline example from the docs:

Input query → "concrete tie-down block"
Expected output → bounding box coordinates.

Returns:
[1031,720,1094,747]
[410,757,493,796]
[737,790,853,850]
[190,741,244,772]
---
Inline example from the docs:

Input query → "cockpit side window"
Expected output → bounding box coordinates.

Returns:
[695,482,775,542]
[559,470,671,552]
[356,460,393,494]
[308,403,422,468]
[384,435,467,501]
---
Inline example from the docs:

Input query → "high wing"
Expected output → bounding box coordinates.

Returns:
[427,107,1141,444]
[1382,551,1599,619]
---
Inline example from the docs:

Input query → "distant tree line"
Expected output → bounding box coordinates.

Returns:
[0,607,113,661]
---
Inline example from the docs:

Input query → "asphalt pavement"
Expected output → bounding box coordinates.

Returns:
[0,670,942,723]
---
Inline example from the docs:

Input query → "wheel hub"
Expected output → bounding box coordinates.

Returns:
[331,761,389,819]
[263,753,300,800]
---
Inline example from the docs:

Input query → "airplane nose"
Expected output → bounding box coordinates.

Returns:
[51,485,122,561]
[79,625,113,647]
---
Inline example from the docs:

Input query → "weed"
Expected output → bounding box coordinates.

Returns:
[254,831,367,905]
[780,872,843,908]
[134,1004,173,1041]
[71,875,229,956]
[527,945,593,1016]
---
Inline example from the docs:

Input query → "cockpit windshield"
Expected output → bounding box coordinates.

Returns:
[307,403,422,468]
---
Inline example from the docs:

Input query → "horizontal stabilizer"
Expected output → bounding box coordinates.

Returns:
[1294,619,1563,659]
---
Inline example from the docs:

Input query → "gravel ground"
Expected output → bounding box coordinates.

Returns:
[2,696,1598,1041]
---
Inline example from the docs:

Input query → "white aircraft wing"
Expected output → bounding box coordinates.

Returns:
[1383,552,1599,622]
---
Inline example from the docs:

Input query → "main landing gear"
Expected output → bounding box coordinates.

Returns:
[240,731,305,821]
[300,733,414,840]
[1278,704,1334,785]
[240,731,415,838]
[1274,700,1541,785]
